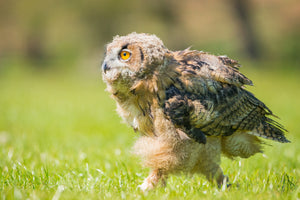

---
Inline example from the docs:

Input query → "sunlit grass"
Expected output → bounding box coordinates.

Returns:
[0,64,299,199]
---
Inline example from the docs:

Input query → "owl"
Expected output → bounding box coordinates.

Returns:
[101,32,289,191]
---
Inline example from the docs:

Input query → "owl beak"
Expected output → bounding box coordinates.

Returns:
[102,62,110,74]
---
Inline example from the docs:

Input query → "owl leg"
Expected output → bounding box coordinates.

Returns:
[199,162,229,187]
[138,169,167,192]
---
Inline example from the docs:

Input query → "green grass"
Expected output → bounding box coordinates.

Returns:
[0,64,299,199]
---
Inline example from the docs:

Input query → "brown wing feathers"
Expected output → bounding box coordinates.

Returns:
[163,50,289,143]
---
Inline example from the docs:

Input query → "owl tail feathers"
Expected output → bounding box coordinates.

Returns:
[251,118,290,143]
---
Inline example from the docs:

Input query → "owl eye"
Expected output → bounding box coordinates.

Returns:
[119,50,132,61]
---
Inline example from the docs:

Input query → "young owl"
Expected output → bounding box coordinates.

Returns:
[101,32,289,191]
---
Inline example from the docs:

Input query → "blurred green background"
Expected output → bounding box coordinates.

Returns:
[0,0,299,70]
[0,0,300,199]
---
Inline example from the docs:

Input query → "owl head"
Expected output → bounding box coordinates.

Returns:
[102,33,169,87]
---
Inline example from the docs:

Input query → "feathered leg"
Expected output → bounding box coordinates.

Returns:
[138,169,167,191]
[198,162,228,187]
[191,137,229,187]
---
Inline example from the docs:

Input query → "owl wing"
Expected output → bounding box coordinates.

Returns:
[163,50,289,144]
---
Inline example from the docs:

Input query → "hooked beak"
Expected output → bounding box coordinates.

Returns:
[102,62,110,74]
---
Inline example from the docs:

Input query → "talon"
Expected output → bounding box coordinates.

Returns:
[218,175,230,189]
[138,182,154,192]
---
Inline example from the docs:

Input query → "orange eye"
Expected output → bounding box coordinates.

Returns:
[119,50,131,61]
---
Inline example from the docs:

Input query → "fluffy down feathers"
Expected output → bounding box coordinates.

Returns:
[101,32,289,191]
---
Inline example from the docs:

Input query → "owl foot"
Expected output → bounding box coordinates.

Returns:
[217,175,230,189]
[138,169,166,192]
[138,181,154,192]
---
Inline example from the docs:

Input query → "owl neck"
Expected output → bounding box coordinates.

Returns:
[107,78,156,105]
[107,58,179,106]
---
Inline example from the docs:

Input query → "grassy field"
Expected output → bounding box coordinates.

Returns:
[0,64,299,199]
